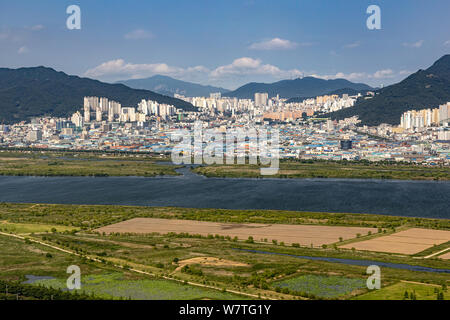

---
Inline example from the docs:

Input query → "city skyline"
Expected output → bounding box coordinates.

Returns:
[0,0,450,89]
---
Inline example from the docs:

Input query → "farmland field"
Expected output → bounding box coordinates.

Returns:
[95,217,377,246]
[1,203,449,301]
[353,281,449,300]
[0,221,78,234]
[340,228,450,254]
[29,273,246,300]
[273,274,366,299]
[439,251,450,260]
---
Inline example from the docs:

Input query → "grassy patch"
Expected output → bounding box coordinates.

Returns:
[0,151,179,177]
[30,272,246,300]
[0,221,78,234]
[353,281,449,300]
[273,274,366,299]
[0,203,448,231]
[193,160,450,181]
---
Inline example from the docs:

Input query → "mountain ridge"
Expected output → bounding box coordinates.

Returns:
[0,66,196,124]
[118,75,230,97]
[327,54,450,125]
[222,77,373,99]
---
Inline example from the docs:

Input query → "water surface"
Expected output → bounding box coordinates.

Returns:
[0,167,448,218]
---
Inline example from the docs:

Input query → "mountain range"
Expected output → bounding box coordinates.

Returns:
[222,77,373,99]
[2,55,449,126]
[0,67,196,124]
[328,54,450,126]
[119,75,230,97]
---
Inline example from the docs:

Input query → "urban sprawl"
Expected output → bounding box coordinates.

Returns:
[0,92,449,164]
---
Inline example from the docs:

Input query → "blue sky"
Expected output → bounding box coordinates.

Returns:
[1,0,450,89]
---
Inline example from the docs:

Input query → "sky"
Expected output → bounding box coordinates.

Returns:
[0,0,450,90]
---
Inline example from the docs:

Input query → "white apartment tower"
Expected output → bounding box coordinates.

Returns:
[254,93,269,107]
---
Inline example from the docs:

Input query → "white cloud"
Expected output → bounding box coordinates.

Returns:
[444,40,450,47]
[84,59,189,79]
[85,57,304,85]
[402,40,424,48]
[315,69,397,82]
[372,69,394,79]
[0,29,23,43]
[18,46,28,54]
[30,25,44,31]
[85,57,404,88]
[124,29,153,40]
[343,42,360,49]
[249,38,297,50]
[314,72,366,82]
[210,57,303,79]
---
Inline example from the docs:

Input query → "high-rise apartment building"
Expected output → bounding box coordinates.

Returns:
[439,102,450,123]
[71,111,83,128]
[254,93,268,107]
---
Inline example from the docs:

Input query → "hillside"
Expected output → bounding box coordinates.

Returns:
[328,55,450,125]
[286,88,373,103]
[0,67,196,124]
[119,75,229,97]
[223,77,372,99]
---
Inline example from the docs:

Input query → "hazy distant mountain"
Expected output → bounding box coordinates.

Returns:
[0,67,196,124]
[328,55,450,125]
[119,75,230,97]
[223,77,372,99]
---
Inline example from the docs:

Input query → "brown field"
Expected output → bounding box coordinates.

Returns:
[175,257,250,272]
[95,218,376,246]
[340,228,450,255]
[438,251,450,260]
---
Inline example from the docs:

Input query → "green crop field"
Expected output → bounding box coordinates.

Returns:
[0,203,449,301]
[273,274,366,299]
[0,221,78,234]
[29,272,246,300]
[353,281,449,300]
[0,150,179,177]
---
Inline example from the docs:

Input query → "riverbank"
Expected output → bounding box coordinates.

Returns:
[1,151,449,180]
[193,160,450,181]
[0,150,180,177]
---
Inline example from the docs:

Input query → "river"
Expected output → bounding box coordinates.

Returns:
[0,166,448,218]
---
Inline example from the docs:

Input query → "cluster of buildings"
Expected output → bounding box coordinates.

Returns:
[176,92,358,122]
[81,96,178,126]
[0,92,448,165]
[263,94,357,121]
[400,102,450,130]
